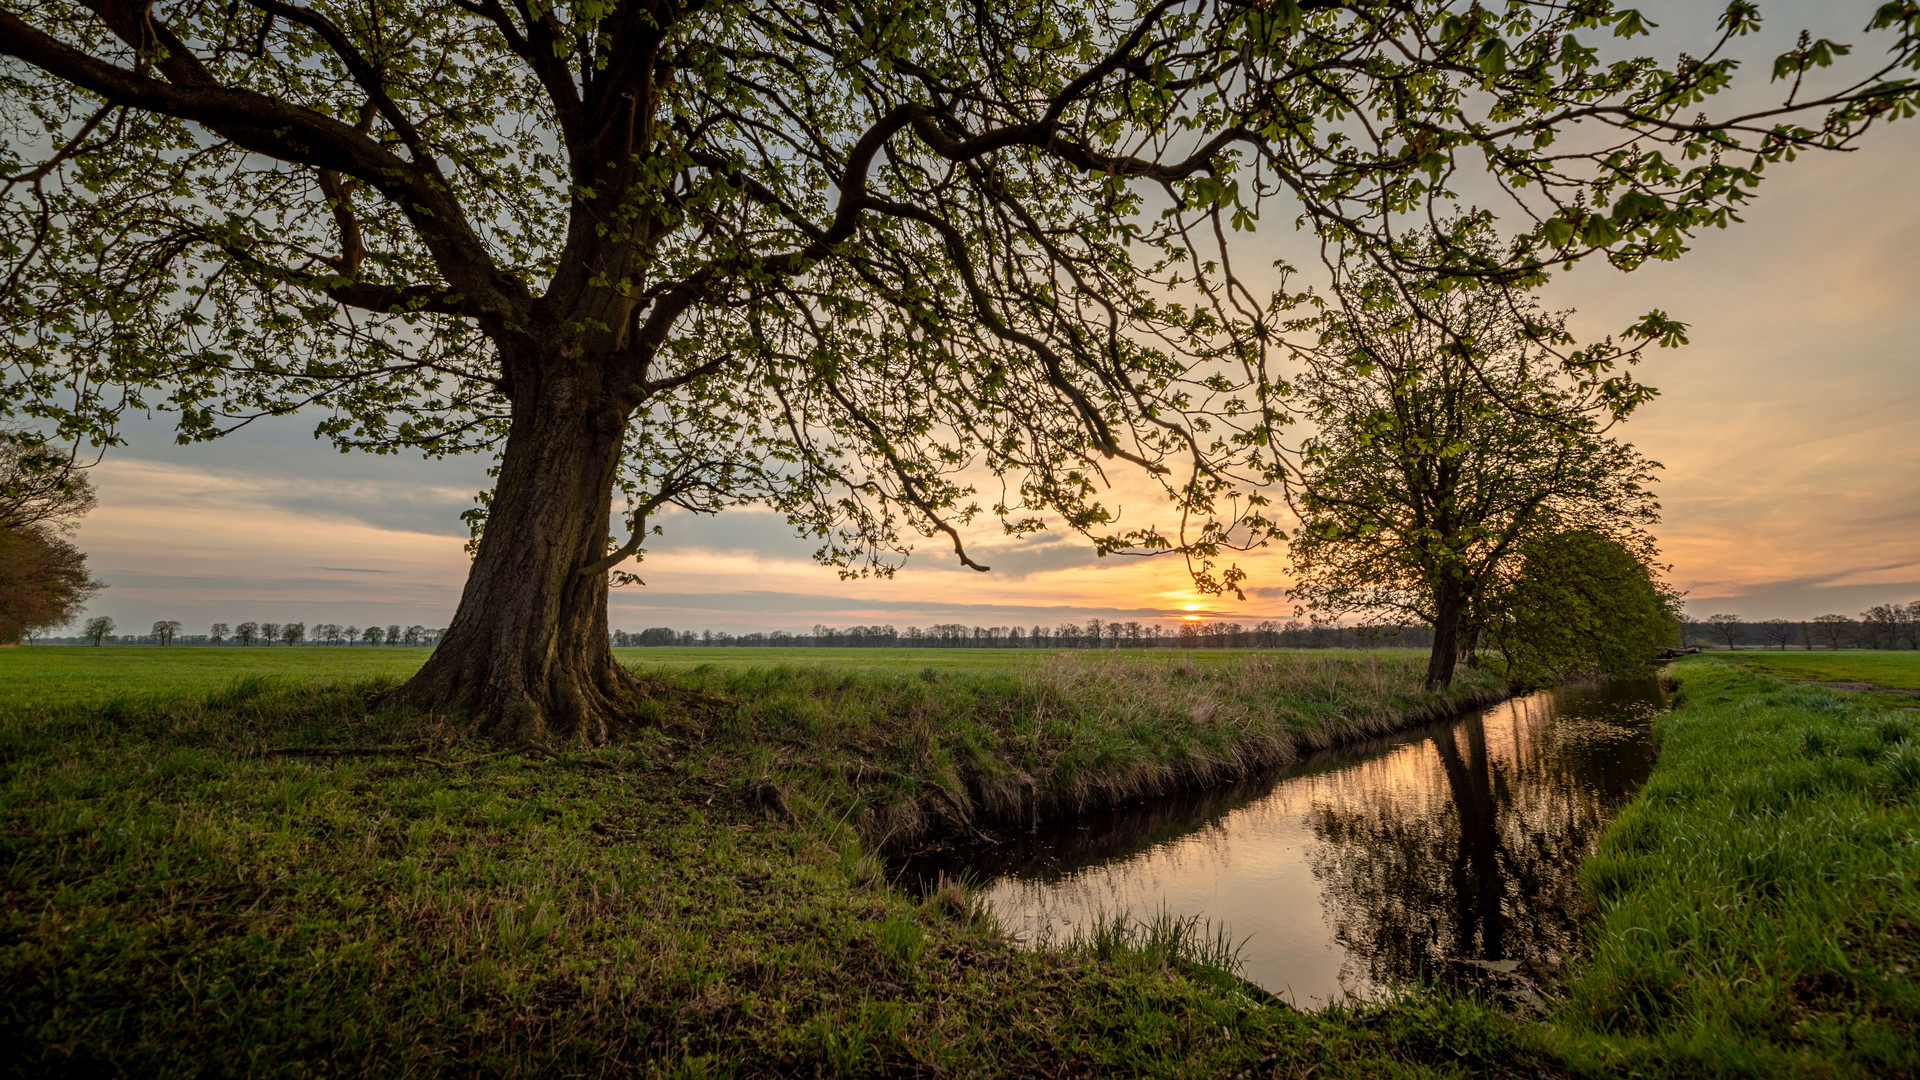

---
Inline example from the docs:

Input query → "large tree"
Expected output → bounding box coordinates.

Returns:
[3,0,1915,740]
[1285,238,1663,688]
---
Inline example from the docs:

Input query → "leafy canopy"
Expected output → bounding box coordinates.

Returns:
[1483,529,1681,683]
[2,0,1915,586]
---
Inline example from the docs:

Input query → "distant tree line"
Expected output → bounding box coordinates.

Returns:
[37,620,446,646]
[1684,604,1920,650]
[612,620,1437,650]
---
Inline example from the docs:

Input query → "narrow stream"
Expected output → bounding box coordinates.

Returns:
[901,680,1665,1007]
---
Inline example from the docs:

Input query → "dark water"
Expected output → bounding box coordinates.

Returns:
[902,681,1664,1007]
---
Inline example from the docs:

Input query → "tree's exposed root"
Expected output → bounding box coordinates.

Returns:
[396,655,733,748]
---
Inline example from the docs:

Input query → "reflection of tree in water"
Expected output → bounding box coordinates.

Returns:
[1305,686,1658,992]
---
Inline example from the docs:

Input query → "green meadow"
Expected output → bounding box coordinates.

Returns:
[0,644,1421,712]
[1,647,1914,1076]
[1704,641,1920,703]
[0,645,436,712]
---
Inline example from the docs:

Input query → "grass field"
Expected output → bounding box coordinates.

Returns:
[618,645,1414,675]
[7,647,1912,1076]
[0,645,435,711]
[1,646,1521,1077]
[1710,649,1920,691]
[1551,656,1920,1075]
[0,645,1424,713]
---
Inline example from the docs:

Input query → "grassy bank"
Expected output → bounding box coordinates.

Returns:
[644,650,1507,847]
[0,646,1499,851]
[2,648,1524,1077]
[1546,656,1920,1076]
[12,648,1911,1076]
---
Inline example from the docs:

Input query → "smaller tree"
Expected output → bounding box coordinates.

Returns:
[210,623,229,644]
[1704,614,1743,651]
[151,620,181,646]
[403,626,426,646]
[1,427,104,645]
[260,622,281,645]
[83,615,114,645]
[363,625,384,646]
[1287,237,1661,688]
[234,622,259,646]
[0,429,96,532]
[280,623,306,647]
[385,625,402,646]
[343,626,360,646]
[1483,531,1679,685]
[1811,614,1854,651]
[1861,605,1902,650]
[0,526,102,644]
[1759,618,1798,651]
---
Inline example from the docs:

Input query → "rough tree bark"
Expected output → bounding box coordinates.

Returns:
[1425,576,1466,690]
[402,346,640,747]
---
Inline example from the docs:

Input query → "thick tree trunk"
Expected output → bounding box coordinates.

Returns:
[401,358,638,746]
[1426,578,1465,689]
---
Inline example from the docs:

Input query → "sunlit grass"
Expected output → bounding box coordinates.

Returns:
[1552,657,1920,1075]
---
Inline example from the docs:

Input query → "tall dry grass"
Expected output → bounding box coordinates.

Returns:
[662,650,1508,851]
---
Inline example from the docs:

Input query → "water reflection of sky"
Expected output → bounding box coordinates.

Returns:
[965,682,1664,1007]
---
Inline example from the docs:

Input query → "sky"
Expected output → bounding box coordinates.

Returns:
[58,1,1920,635]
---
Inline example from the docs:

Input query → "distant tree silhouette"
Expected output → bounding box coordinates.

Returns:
[1860,605,1904,650]
[1811,614,1854,651]
[1759,619,1799,651]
